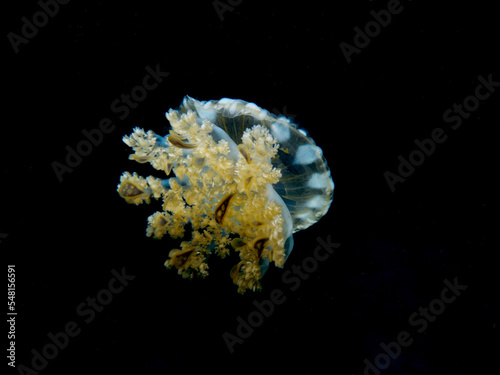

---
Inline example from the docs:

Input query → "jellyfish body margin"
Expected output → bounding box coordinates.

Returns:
[117,96,334,293]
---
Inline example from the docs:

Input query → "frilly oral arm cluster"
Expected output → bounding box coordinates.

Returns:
[117,109,287,293]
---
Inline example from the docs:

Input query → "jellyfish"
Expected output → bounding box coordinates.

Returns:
[117,96,334,293]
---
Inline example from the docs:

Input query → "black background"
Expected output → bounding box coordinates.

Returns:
[2,1,498,374]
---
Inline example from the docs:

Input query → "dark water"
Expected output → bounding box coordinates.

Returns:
[3,1,498,374]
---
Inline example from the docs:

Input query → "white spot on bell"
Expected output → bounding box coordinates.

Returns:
[293,144,322,165]
[271,122,290,142]
[307,172,332,189]
[306,195,327,210]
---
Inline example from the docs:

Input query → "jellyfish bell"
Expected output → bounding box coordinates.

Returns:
[117,96,334,293]
[181,96,335,230]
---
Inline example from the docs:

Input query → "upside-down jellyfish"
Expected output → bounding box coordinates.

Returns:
[117,96,334,293]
